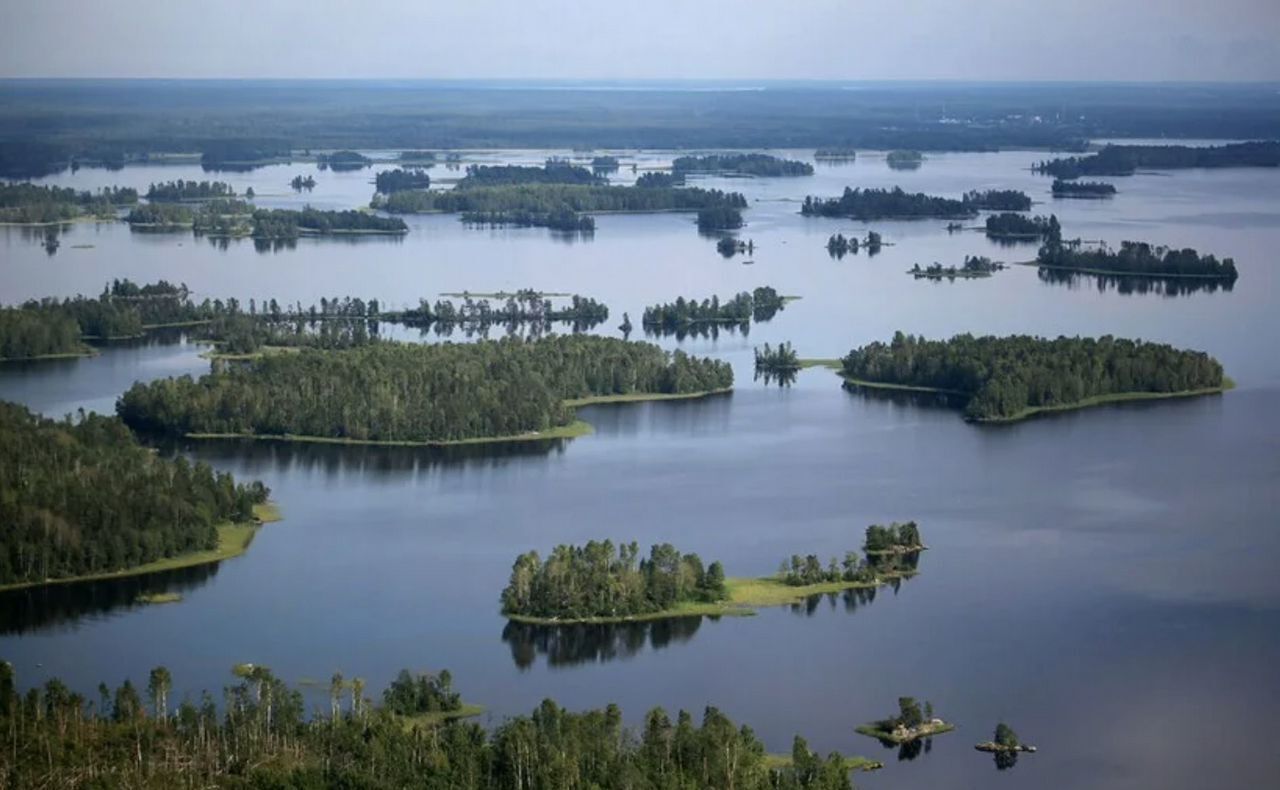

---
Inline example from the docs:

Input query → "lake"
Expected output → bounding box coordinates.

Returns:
[2,149,1278,790]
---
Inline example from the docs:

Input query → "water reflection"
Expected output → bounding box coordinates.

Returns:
[0,563,222,636]
[502,616,704,670]
[994,751,1019,771]
[1036,267,1234,296]
[840,380,966,413]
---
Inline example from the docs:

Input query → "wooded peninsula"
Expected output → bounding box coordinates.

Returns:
[1035,239,1239,281]
[1034,141,1280,179]
[0,401,270,589]
[117,336,734,445]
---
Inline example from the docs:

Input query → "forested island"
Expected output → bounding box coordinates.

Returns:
[0,661,863,790]
[1035,239,1238,281]
[145,180,235,202]
[963,189,1032,211]
[396,291,609,336]
[826,231,883,258]
[501,541,729,622]
[0,401,271,589]
[716,236,755,257]
[802,187,972,220]
[373,175,746,234]
[856,698,953,745]
[591,155,620,173]
[456,160,603,188]
[0,307,90,360]
[317,150,371,170]
[502,525,924,625]
[1051,179,1116,198]
[0,183,137,224]
[886,150,924,169]
[289,173,316,191]
[839,332,1229,421]
[117,336,734,445]
[643,287,789,335]
[696,205,744,231]
[374,167,431,193]
[248,207,408,237]
[909,257,1005,280]
[199,140,292,171]
[5,279,211,350]
[1034,141,1280,179]
[125,203,194,228]
[671,153,814,177]
[754,342,801,377]
[985,213,1060,241]
[815,148,857,161]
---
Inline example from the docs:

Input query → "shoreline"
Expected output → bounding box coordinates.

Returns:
[1018,260,1239,281]
[503,571,915,626]
[0,502,281,593]
[856,721,956,744]
[802,360,1234,421]
[0,347,98,363]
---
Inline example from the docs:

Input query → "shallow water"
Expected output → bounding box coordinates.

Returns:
[2,148,1278,789]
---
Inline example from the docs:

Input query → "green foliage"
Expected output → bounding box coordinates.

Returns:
[457,160,603,188]
[754,342,800,374]
[117,336,733,443]
[374,167,430,193]
[289,173,316,191]
[501,540,730,619]
[643,287,786,334]
[814,148,857,160]
[985,213,1059,240]
[0,307,84,359]
[1051,179,1116,197]
[145,180,234,201]
[696,205,743,231]
[378,182,746,218]
[1036,239,1237,280]
[964,189,1031,211]
[863,522,922,553]
[382,669,460,716]
[0,183,137,223]
[250,207,407,237]
[0,402,268,586]
[995,722,1020,748]
[400,291,608,333]
[0,660,852,789]
[1035,141,1280,179]
[909,256,1005,279]
[126,202,194,226]
[842,332,1226,420]
[780,523,921,588]
[802,187,972,220]
[886,150,924,169]
[318,150,371,170]
[672,153,814,177]
[825,232,882,258]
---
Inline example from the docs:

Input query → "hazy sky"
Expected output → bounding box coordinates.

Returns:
[2,0,1278,81]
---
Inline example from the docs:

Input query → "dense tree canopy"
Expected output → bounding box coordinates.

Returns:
[672,153,814,177]
[318,150,371,171]
[0,662,854,790]
[145,180,235,201]
[1036,239,1238,280]
[909,257,1005,279]
[125,203,194,226]
[456,160,603,188]
[1034,141,1280,179]
[501,541,729,619]
[0,308,85,359]
[377,182,745,217]
[118,336,733,443]
[802,187,972,220]
[1051,179,1116,197]
[886,150,924,170]
[374,168,431,193]
[0,402,268,586]
[841,332,1226,420]
[984,213,1060,241]
[0,183,136,223]
[643,287,787,333]
[963,190,1032,211]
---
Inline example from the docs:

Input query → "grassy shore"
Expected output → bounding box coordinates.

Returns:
[974,379,1235,423]
[0,502,281,593]
[0,347,97,363]
[1019,260,1240,280]
[394,704,486,729]
[855,721,956,744]
[180,389,730,448]
[186,420,596,447]
[762,754,883,772]
[504,572,913,626]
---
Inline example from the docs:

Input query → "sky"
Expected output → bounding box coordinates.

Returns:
[2,0,1278,82]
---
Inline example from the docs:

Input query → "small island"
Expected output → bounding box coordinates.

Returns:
[814,147,857,161]
[501,524,925,625]
[1034,141,1280,179]
[317,149,371,171]
[910,256,1005,280]
[837,332,1231,422]
[382,668,483,728]
[672,153,814,178]
[856,697,954,744]
[289,173,316,191]
[754,341,801,378]
[825,231,883,258]
[145,179,236,202]
[1,183,137,225]
[976,722,1036,754]
[886,150,924,170]
[964,189,1032,211]
[643,286,791,335]
[1051,179,1116,198]
[803,187,972,220]
[374,167,431,193]
[1035,239,1238,281]
[118,336,734,446]
[716,236,755,258]
[985,212,1059,242]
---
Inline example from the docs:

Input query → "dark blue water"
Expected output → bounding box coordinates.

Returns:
[2,149,1278,789]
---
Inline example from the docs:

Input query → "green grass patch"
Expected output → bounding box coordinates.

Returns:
[395,704,485,729]
[136,592,183,605]
[0,502,279,592]
[855,722,956,744]
[505,573,908,625]
[762,754,883,772]
[797,358,841,370]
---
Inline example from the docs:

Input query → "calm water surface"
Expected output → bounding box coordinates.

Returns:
[2,149,1278,790]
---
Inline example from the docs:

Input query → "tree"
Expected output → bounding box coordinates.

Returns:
[147,666,172,722]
